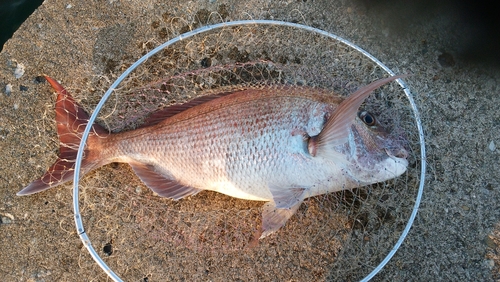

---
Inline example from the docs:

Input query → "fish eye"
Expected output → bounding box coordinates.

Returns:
[358,111,376,126]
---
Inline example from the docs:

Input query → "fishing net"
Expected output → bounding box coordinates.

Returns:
[70,21,423,281]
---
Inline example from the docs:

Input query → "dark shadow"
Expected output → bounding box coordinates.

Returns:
[0,0,45,52]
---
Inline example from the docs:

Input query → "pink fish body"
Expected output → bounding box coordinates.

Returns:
[18,75,408,238]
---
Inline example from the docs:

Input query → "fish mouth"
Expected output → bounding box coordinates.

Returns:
[385,147,409,166]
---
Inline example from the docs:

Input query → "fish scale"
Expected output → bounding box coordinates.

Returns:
[18,75,409,238]
[109,93,329,201]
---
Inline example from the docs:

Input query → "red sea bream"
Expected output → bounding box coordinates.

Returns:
[18,75,408,238]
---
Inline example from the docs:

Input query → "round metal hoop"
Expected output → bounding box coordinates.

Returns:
[72,20,426,282]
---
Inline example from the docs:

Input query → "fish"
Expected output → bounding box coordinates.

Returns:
[18,75,408,238]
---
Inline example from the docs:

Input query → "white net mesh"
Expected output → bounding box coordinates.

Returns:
[72,22,421,281]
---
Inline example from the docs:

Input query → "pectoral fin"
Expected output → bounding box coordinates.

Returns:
[129,162,201,200]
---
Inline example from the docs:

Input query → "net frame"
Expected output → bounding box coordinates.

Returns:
[71,20,426,281]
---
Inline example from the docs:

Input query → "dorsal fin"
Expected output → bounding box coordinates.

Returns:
[138,90,242,128]
[309,75,408,159]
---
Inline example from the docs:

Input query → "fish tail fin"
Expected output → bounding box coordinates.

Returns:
[17,76,109,196]
[309,75,408,161]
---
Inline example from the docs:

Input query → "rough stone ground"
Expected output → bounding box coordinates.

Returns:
[1,0,499,281]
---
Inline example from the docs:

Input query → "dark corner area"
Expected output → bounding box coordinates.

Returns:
[0,0,45,52]
[355,0,500,66]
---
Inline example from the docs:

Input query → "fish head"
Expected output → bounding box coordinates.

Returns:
[307,75,410,186]
[345,109,408,184]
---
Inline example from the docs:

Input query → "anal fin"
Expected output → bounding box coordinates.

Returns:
[129,162,201,200]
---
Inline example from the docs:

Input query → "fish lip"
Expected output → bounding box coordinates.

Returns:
[385,148,409,166]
